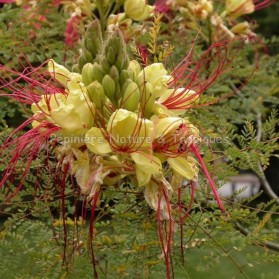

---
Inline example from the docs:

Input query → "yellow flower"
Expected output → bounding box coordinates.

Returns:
[152,116,199,180]
[124,0,154,21]
[85,109,161,186]
[137,63,171,98]
[225,0,255,19]
[231,21,253,35]
[33,61,94,135]
[48,59,71,87]
[107,13,132,30]
[190,0,213,20]
[86,109,153,154]
[158,88,199,115]
[50,90,94,135]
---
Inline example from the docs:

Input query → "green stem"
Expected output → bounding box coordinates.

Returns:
[96,0,106,33]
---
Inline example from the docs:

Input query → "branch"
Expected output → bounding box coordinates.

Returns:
[256,113,279,204]
[235,221,279,252]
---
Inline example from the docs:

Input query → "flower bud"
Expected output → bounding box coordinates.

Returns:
[83,49,94,63]
[124,0,154,21]
[231,21,251,35]
[107,46,117,65]
[101,57,111,74]
[122,81,140,111]
[128,60,141,80]
[120,79,131,98]
[87,81,106,110]
[72,64,80,73]
[110,66,121,99]
[82,63,94,86]
[142,82,155,118]
[83,20,103,58]
[92,63,105,83]
[119,70,131,86]
[225,0,254,19]
[78,55,87,72]
[115,52,129,71]
[102,75,116,101]
[109,66,120,81]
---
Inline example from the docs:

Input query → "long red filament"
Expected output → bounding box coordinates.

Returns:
[191,144,225,213]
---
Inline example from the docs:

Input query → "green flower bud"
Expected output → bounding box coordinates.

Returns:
[110,66,121,99]
[115,52,129,71]
[103,30,129,71]
[109,66,119,81]
[101,57,111,74]
[87,81,106,110]
[120,78,132,98]
[107,46,117,65]
[92,63,105,83]
[82,49,94,63]
[119,70,131,86]
[122,81,140,111]
[78,55,87,71]
[142,82,155,118]
[102,75,116,101]
[82,63,94,86]
[84,20,103,58]
[72,64,80,73]
[128,60,141,80]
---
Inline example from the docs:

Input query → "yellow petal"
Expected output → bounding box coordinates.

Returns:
[66,73,84,93]
[48,59,70,87]
[108,109,153,150]
[85,127,112,154]
[131,152,161,186]
[154,117,184,138]
[167,157,195,180]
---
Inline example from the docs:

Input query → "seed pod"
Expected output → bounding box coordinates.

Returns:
[87,81,106,110]
[82,63,94,86]
[92,63,105,83]
[102,75,116,101]
[122,81,140,111]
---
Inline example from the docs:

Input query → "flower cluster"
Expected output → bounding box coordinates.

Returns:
[167,0,271,41]
[1,20,224,219]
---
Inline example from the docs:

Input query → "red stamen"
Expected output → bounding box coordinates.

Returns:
[191,144,225,213]
[253,0,272,10]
